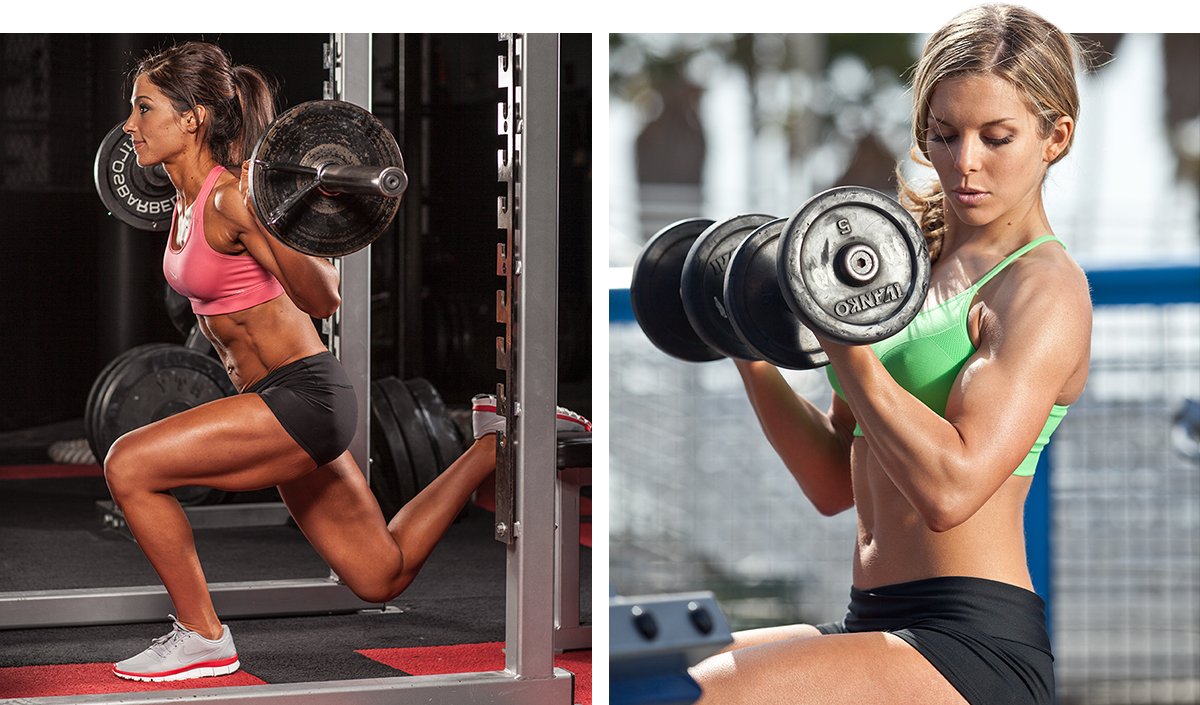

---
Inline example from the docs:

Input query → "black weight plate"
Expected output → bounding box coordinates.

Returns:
[681,214,776,359]
[94,122,174,231]
[724,218,830,370]
[90,344,181,461]
[373,379,418,514]
[368,380,405,518]
[86,347,135,463]
[375,378,427,507]
[248,100,404,257]
[380,378,439,496]
[404,377,464,473]
[164,282,197,338]
[86,343,176,464]
[629,218,721,362]
[92,344,235,506]
[778,186,930,344]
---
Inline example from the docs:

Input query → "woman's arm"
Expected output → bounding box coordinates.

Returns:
[822,254,1091,531]
[735,359,856,515]
[211,165,342,319]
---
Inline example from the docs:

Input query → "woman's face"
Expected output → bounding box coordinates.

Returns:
[924,73,1071,232]
[124,74,192,167]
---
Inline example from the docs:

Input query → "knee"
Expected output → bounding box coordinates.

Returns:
[103,433,149,499]
[342,559,411,604]
[346,577,405,605]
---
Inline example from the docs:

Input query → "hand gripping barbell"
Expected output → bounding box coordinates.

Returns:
[629,186,931,369]
[94,100,407,258]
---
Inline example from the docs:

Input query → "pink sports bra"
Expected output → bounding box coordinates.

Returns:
[162,166,284,315]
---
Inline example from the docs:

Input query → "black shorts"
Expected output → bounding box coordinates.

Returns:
[816,576,1054,705]
[245,352,358,466]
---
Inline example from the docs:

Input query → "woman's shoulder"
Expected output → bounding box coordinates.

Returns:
[209,166,255,231]
[1007,237,1089,301]
[985,236,1092,334]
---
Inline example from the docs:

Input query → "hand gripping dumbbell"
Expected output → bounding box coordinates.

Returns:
[629,186,931,370]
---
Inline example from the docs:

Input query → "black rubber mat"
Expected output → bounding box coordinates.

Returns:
[0,472,591,684]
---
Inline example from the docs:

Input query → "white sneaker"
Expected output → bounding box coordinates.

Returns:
[471,394,592,439]
[112,615,240,682]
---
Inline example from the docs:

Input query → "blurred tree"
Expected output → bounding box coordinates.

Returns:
[613,32,1198,190]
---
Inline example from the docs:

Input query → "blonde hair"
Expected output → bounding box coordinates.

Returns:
[898,3,1084,262]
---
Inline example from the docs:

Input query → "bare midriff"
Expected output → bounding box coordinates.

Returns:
[849,436,1035,592]
[197,294,329,393]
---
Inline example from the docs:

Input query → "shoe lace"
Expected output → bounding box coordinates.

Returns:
[148,617,189,657]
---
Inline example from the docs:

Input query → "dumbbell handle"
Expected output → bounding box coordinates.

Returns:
[254,160,408,198]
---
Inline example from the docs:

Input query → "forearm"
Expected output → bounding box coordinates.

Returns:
[734,360,853,514]
[822,345,970,529]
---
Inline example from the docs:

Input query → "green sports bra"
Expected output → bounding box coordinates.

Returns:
[826,235,1069,477]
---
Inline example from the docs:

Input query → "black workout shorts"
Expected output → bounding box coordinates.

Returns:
[244,351,358,466]
[816,576,1054,705]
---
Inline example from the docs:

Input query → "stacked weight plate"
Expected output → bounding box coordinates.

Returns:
[368,376,468,518]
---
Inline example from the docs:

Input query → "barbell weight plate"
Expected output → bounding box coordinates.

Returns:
[86,343,176,464]
[680,214,776,360]
[383,378,441,496]
[778,186,930,344]
[724,218,830,370]
[93,122,175,232]
[247,100,405,257]
[369,379,409,518]
[90,344,235,506]
[378,377,438,507]
[629,218,722,362]
[404,377,465,473]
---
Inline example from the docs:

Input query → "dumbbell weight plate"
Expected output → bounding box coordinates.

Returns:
[629,218,722,362]
[778,186,929,344]
[681,214,776,360]
[94,122,175,232]
[247,100,405,257]
[724,218,829,370]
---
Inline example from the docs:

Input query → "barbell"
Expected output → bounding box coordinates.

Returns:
[630,186,931,369]
[94,100,407,258]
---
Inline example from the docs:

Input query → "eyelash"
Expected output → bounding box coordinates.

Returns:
[928,133,1013,147]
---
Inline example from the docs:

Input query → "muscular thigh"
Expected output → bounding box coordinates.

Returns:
[692,631,968,705]
[723,623,823,654]
[275,452,402,587]
[110,393,316,492]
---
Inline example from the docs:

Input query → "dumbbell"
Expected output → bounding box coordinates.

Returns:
[94,99,407,258]
[629,186,931,369]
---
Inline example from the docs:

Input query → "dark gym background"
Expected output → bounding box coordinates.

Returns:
[0,33,591,444]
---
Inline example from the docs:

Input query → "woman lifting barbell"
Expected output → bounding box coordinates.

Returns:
[104,41,589,682]
[690,6,1092,705]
